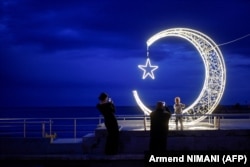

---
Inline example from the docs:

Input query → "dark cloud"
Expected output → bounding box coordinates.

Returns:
[2,0,250,54]
[1,0,250,106]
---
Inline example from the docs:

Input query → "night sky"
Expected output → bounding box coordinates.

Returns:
[1,0,250,107]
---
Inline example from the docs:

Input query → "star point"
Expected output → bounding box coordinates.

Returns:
[138,58,158,79]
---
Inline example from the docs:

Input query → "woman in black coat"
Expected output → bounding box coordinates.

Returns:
[96,92,119,155]
[149,101,171,153]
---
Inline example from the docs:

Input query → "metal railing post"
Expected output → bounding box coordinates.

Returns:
[42,122,45,137]
[23,119,26,138]
[218,116,221,130]
[49,119,52,135]
[74,119,76,138]
[143,114,147,131]
[99,115,101,124]
[214,115,218,128]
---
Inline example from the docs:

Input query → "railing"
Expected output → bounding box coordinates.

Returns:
[0,117,101,139]
[0,114,249,139]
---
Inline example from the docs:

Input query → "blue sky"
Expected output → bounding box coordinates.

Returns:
[1,0,250,107]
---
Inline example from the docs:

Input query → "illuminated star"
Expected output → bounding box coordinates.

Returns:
[138,58,158,79]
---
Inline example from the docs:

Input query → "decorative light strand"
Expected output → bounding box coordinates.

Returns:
[217,33,250,47]
[138,58,158,79]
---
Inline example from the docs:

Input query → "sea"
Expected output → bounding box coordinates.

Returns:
[0,106,150,118]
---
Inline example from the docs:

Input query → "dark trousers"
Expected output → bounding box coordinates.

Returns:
[105,128,119,155]
[149,135,167,153]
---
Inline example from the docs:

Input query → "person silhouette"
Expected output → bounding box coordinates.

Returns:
[174,97,185,130]
[96,92,119,155]
[149,101,171,153]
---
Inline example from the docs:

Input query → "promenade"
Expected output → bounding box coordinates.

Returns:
[0,116,249,166]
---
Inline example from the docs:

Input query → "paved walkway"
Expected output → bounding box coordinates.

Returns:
[97,118,250,131]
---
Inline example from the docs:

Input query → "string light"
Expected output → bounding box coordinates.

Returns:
[217,33,250,47]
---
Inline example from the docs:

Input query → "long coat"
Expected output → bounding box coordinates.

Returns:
[97,102,119,154]
[149,107,171,153]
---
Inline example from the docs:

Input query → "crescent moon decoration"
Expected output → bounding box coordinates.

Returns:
[134,28,226,125]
